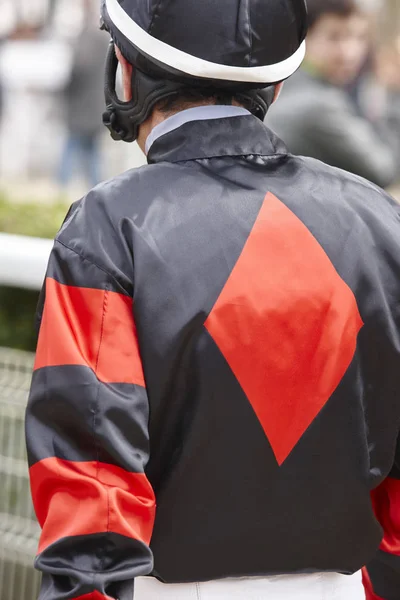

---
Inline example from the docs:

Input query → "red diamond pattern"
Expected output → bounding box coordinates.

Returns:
[205,193,363,465]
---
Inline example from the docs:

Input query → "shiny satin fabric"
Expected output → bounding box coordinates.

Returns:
[135,572,366,600]
[26,114,400,600]
[102,0,307,68]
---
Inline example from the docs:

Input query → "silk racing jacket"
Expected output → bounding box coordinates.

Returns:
[26,109,400,600]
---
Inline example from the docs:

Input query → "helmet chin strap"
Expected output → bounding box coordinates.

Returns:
[103,42,276,144]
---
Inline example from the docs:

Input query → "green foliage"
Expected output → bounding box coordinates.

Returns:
[0,195,69,351]
[0,287,40,352]
[0,196,68,239]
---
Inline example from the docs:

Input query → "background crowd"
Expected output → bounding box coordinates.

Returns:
[267,0,400,190]
[0,0,398,202]
[0,0,144,202]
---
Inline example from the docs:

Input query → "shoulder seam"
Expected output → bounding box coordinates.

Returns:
[54,238,132,297]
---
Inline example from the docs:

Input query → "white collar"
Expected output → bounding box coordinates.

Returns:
[145,105,251,155]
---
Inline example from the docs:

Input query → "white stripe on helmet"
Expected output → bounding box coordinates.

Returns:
[105,0,306,84]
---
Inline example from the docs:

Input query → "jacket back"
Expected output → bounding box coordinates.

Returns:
[26,114,400,600]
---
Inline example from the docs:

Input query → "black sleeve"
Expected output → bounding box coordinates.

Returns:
[26,241,155,600]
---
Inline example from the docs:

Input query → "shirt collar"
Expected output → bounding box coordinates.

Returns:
[146,111,287,165]
[145,105,251,155]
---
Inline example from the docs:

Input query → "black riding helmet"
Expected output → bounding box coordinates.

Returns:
[100,0,308,143]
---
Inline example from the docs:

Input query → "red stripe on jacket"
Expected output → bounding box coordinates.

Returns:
[30,458,156,554]
[205,192,363,465]
[34,278,145,386]
[362,567,385,600]
[371,477,400,556]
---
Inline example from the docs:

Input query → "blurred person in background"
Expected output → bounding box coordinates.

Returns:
[362,42,400,141]
[267,0,399,188]
[0,15,70,181]
[58,0,108,188]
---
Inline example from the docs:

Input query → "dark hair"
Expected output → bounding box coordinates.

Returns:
[306,0,361,29]
[157,88,257,116]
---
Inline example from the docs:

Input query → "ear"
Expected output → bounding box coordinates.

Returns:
[273,82,284,103]
[115,45,133,102]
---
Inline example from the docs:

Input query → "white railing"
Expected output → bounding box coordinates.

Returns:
[0,233,52,291]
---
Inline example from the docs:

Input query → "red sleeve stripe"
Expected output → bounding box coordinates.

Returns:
[371,477,400,556]
[34,278,145,386]
[30,458,156,555]
[362,568,385,600]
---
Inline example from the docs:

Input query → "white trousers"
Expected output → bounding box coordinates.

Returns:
[135,571,365,599]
